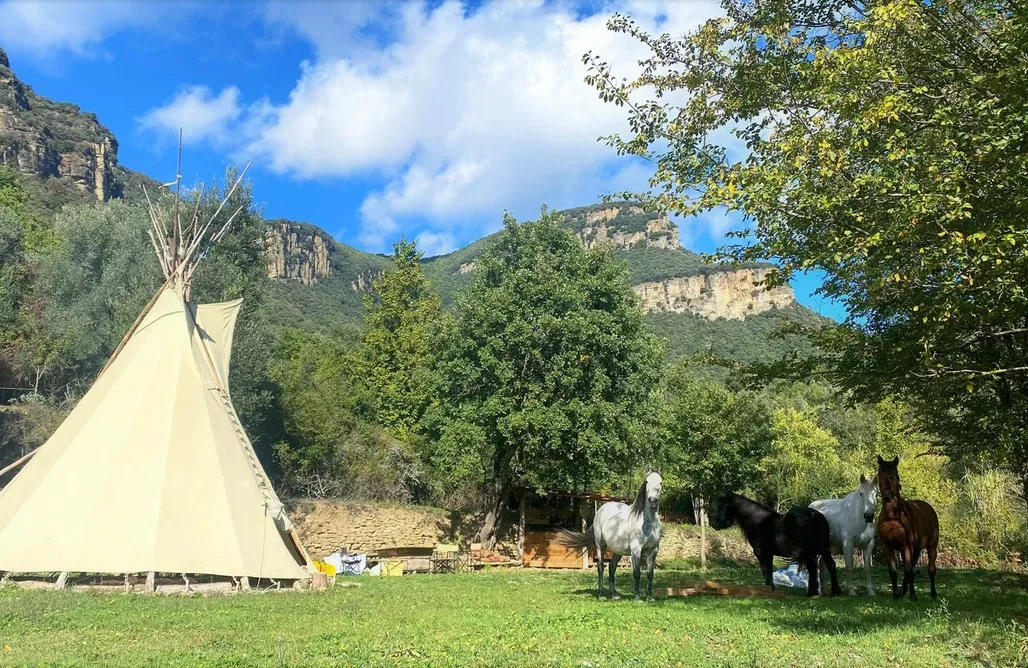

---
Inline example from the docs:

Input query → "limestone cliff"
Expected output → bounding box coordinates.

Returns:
[562,203,679,251]
[265,220,333,285]
[351,269,384,294]
[634,267,795,320]
[0,48,117,201]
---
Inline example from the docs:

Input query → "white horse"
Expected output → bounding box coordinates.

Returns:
[557,471,663,602]
[809,474,879,595]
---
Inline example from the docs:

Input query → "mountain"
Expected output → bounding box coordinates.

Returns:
[262,205,822,362]
[0,47,159,217]
[0,44,821,364]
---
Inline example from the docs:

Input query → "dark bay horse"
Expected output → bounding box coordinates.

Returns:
[709,493,841,597]
[876,455,940,600]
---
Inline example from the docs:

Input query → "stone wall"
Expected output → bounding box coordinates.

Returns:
[289,500,496,559]
[288,499,752,564]
[634,267,795,319]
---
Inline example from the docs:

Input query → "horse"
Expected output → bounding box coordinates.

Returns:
[810,474,879,596]
[709,492,841,597]
[876,454,940,600]
[556,471,663,602]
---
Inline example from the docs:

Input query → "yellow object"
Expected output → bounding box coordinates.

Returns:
[313,560,337,577]
[0,285,312,580]
[383,560,403,576]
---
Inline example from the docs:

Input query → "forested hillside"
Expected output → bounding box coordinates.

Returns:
[262,203,819,362]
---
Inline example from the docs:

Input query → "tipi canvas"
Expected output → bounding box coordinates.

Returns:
[0,154,311,583]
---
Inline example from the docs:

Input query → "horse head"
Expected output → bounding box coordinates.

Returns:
[858,473,879,523]
[876,454,902,503]
[644,470,663,511]
[707,493,735,530]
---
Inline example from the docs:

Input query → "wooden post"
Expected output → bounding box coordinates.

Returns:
[581,500,589,571]
[700,498,708,574]
[517,492,527,563]
[145,571,155,593]
[54,571,68,590]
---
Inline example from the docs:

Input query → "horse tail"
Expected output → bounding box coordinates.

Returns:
[555,526,595,551]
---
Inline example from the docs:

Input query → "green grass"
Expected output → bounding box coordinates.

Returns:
[0,561,1024,667]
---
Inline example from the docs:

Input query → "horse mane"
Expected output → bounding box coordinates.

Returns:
[730,493,776,524]
[629,477,648,517]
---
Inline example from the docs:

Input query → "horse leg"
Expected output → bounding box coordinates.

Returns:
[596,539,605,599]
[818,555,828,596]
[902,545,916,601]
[608,555,620,600]
[823,548,842,596]
[760,556,774,590]
[928,539,938,599]
[864,537,875,596]
[885,548,899,598]
[843,540,856,596]
[645,549,657,602]
[804,553,821,597]
[631,548,643,602]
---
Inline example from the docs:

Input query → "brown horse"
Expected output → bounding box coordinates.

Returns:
[876,454,940,600]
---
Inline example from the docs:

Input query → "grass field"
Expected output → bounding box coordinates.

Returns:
[0,560,1025,667]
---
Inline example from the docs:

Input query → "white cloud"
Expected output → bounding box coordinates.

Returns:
[0,0,201,58]
[415,230,458,257]
[248,0,725,251]
[138,86,242,147]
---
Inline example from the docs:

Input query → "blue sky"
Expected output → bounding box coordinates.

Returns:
[0,0,845,320]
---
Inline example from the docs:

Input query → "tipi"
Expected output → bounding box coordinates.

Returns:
[0,153,312,586]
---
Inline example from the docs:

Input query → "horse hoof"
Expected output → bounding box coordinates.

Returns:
[867,590,876,597]
[848,590,857,596]
[930,592,937,600]
[647,596,655,603]
[611,594,620,601]
[635,598,644,604]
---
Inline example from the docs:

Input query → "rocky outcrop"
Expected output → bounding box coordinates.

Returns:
[351,269,384,293]
[573,206,680,251]
[457,262,476,274]
[265,221,333,285]
[634,267,795,319]
[0,48,118,201]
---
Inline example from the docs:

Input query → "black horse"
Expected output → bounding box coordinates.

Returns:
[709,493,841,597]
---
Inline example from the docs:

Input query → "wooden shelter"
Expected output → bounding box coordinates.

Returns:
[516,488,631,569]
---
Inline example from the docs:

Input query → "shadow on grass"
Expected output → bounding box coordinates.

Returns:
[561,559,1028,642]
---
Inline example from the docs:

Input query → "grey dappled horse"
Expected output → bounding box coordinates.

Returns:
[557,471,663,602]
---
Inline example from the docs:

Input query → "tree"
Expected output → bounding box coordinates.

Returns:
[757,405,847,512]
[425,208,663,545]
[268,328,422,501]
[30,199,162,392]
[662,369,770,502]
[0,167,27,211]
[355,238,442,442]
[586,1,1028,508]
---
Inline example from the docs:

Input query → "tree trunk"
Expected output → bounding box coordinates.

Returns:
[478,478,510,549]
[517,492,527,563]
[1022,470,1028,519]
[700,498,707,574]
